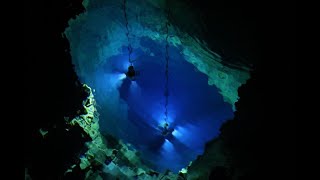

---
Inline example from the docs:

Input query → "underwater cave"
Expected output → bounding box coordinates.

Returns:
[25,0,296,179]
[64,0,248,174]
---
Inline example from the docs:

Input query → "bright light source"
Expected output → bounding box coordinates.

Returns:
[162,139,174,152]
[118,73,126,80]
[172,129,182,138]
[172,126,185,139]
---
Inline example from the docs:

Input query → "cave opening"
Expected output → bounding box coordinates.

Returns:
[25,0,296,179]
[64,0,249,174]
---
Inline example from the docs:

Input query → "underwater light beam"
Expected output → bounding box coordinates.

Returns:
[162,139,174,152]
[118,73,127,80]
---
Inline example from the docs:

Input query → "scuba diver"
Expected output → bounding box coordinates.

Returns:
[125,65,139,81]
[159,122,174,137]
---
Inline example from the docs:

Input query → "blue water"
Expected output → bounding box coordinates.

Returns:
[64,0,236,172]
[94,37,234,172]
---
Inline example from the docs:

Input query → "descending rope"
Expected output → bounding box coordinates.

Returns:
[164,8,170,123]
[122,0,133,66]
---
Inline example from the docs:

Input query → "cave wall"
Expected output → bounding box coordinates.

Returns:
[25,0,295,179]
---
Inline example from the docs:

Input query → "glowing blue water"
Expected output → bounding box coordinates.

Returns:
[64,0,237,173]
[97,37,234,172]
